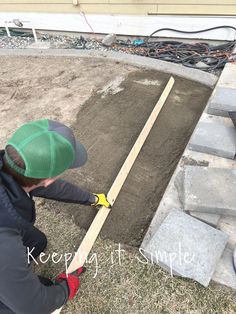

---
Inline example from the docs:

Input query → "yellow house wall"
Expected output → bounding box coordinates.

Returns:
[0,0,236,15]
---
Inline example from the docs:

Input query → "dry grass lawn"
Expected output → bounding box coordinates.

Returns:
[35,199,236,314]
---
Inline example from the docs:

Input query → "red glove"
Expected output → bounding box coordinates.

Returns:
[56,267,85,300]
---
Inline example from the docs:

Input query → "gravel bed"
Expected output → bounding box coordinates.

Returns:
[0,31,144,56]
[0,34,35,48]
[0,32,116,50]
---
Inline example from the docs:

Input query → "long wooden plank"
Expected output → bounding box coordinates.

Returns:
[52,76,174,314]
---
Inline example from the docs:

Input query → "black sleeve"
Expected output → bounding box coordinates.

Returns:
[0,228,68,314]
[30,179,96,205]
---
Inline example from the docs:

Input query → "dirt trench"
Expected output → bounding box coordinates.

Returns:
[62,69,211,246]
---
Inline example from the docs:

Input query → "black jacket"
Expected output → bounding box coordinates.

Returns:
[0,150,95,314]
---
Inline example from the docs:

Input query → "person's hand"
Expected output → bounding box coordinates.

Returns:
[55,267,86,300]
[92,193,111,208]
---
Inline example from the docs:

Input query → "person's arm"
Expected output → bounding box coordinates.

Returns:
[30,179,96,205]
[0,228,69,314]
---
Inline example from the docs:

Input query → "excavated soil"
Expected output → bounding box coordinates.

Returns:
[63,69,211,246]
[0,56,211,247]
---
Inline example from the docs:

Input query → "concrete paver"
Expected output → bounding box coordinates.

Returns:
[184,166,236,216]
[189,119,236,159]
[143,209,228,287]
[207,63,236,116]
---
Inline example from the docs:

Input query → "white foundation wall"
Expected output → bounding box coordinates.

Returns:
[0,13,236,41]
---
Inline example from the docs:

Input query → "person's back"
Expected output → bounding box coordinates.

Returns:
[0,119,111,313]
[0,148,69,314]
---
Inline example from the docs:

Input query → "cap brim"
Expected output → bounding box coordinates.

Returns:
[70,140,88,168]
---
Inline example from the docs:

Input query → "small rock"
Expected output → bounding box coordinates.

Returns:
[102,33,116,47]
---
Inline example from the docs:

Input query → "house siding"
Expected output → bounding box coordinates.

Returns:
[0,1,236,15]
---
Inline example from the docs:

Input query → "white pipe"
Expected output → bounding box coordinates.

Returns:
[4,23,11,37]
[3,20,38,42]
[32,27,38,42]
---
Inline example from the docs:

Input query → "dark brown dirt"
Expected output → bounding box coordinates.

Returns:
[62,69,211,246]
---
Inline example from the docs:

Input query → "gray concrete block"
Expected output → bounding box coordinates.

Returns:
[190,212,220,228]
[212,246,236,290]
[207,63,236,117]
[217,63,236,88]
[184,166,236,216]
[173,169,220,227]
[207,87,236,117]
[143,209,228,287]
[188,120,236,159]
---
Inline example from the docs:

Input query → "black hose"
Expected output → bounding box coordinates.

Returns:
[147,25,236,41]
[115,26,236,72]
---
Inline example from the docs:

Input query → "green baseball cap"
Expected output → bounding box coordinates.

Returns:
[4,119,87,178]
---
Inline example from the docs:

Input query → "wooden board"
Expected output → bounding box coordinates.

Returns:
[52,76,175,314]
